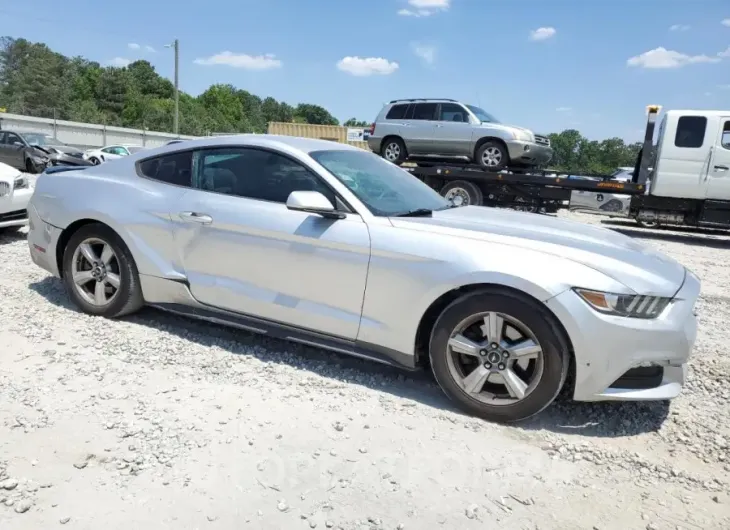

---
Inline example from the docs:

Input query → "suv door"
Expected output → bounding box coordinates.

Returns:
[706,118,730,200]
[402,102,438,155]
[172,146,371,340]
[433,103,474,156]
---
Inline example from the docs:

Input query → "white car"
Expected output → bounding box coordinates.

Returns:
[83,145,145,165]
[0,162,32,233]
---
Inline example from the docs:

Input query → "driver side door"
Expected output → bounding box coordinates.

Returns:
[172,146,372,340]
[1,132,27,170]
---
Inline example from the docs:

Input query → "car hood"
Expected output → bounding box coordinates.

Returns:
[49,145,83,155]
[390,206,686,296]
[478,122,533,134]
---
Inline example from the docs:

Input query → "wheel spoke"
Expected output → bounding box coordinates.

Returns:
[462,365,490,395]
[482,313,504,344]
[501,369,528,399]
[509,339,541,359]
[105,272,120,289]
[79,243,98,265]
[448,334,481,357]
[94,281,107,305]
[73,270,94,285]
[100,244,114,266]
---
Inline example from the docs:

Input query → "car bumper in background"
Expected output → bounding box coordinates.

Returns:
[367,137,383,153]
[568,190,631,218]
[507,140,553,165]
[27,203,63,277]
[545,269,700,402]
[0,186,32,228]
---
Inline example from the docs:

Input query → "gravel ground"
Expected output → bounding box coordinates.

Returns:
[1,209,729,530]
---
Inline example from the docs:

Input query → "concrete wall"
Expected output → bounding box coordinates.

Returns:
[0,112,196,149]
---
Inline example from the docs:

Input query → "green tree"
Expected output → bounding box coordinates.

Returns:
[344,118,369,127]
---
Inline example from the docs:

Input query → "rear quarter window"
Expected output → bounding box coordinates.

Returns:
[674,116,707,148]
[137,151,193,187]
[385,104,408,120]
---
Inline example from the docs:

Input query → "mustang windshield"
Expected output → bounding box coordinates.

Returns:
[310,149,452,217]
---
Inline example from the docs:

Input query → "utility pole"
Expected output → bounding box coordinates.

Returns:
[165,39,180,136]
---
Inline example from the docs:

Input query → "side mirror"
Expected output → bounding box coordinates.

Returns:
[286,191,345,219]
[13,141,24,146]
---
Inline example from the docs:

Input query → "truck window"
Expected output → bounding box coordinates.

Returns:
[722,121,730,150]
[385,104,408,120]
[411,103,437,121]
[674,116,707,148]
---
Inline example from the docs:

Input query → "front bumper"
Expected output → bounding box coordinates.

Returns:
[0,186,33,228]
[506,140,553,166]
[545,270,700,402]
[27,203,63,277]
[48,154,93,167]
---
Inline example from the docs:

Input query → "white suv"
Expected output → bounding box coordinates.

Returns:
[0,162,32,234]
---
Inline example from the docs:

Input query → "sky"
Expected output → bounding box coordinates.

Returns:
[1,0,729,142]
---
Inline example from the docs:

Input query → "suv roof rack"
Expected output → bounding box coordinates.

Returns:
[388,98,457,104]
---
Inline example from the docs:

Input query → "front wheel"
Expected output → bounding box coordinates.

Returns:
[429,288,569,423]
[475,141,509,171]
[25,158,37,174]
[62,223,144,318]
[89,157,101,165]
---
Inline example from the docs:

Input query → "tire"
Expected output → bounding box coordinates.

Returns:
[89,157,101,165]
[429,288,569,423]
[25,158,37,174]
[380,137,408,163]
[440,180,483,207]
[475,141,509,171]
[62,223,144,318]
[635,218,660,229]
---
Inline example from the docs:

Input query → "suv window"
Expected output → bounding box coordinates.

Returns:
[138,151,193,187]
[194,147,336,204]
[674,116,707,148]
[439,103,469,123]
[385,104,408,120]
[411,103,437,121]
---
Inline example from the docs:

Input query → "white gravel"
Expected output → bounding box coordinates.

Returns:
[1,210,729,530]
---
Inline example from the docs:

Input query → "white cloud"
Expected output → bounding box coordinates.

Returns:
[627,47,721,68]
[529,27,556,41]
[555,107,571,112]
[722,18,730,27]
[144,45,156,53]
[398,0,450,17]
[127,43,140,50]
[336,56,399,76]
[669,24,690,31]
[719,46,730,58]
[193,51,282,70]
[719,84,730,89]
[106,57,131,67]
[411,43,436,64]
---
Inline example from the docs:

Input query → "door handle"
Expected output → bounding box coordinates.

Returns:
[714,165,729,171]
[435,124,444,128]
[179,211,213,224]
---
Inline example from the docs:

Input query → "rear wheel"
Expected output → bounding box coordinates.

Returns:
[440,180,483,207]
[429,288,569,423]
[62,223,143,318]
[475,141,509,171]
[380,138,408,163]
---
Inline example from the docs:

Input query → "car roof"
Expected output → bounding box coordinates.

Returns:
[146,134,360,156]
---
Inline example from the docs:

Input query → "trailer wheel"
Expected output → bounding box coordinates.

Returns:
[635,219,660,229]
[441,180,483,207]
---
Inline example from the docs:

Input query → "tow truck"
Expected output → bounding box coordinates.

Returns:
[396,105,730,229]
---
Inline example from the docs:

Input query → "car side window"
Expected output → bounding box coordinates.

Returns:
[193,147,337,205]
[101,147,116,154]
[411,103,437,121]
[721,121,730,150]
[674,116,707,148]
[6,133,23,145]
[439,103,469,123]
[137,151,193,187]
[385,104,408,120]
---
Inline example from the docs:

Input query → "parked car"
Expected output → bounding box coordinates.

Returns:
[0,161,32,233]
[567,167,653,222]
[367,98,553,171]
[83,144,145,165]
[0,130,91,173]
[27,135,698,423]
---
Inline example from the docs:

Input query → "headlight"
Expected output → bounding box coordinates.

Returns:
[13,175,29,190]
[511,130,534,142]
[573,288,671,319]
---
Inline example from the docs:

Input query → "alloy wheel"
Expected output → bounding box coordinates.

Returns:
[481,147,503,167]
[384,142,401,161]
[71,238,121,306]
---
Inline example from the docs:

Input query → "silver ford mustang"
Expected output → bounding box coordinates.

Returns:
[27,135,700,423]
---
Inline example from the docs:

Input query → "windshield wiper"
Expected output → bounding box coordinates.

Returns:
[394,208,433,217]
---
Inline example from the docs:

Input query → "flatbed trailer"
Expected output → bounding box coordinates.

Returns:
[397,160,646,213]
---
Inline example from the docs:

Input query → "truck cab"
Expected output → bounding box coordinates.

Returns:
[651,110,730,200]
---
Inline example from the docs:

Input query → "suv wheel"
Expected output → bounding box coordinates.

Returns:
[475,141,509,171]
[381,138,407,163]
[429,288,569,423]
[62,223,144,318]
